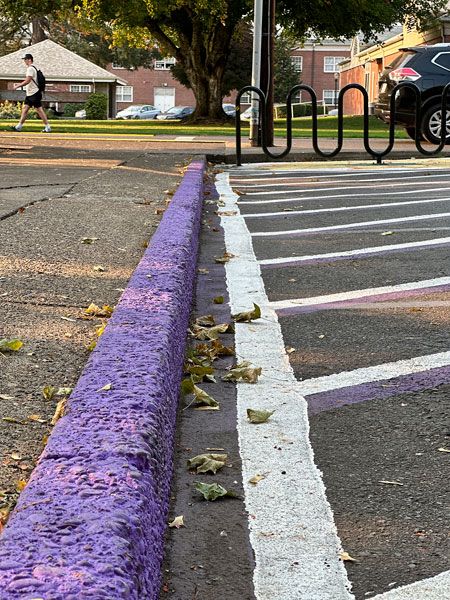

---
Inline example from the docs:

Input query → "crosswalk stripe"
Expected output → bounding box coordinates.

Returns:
[251,211,450,237]
[259,236,450,267]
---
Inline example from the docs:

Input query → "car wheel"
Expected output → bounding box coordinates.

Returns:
[405,127,425,142]
[421,105,450,144]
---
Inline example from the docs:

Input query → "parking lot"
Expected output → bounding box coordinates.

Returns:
[220,160,450,599]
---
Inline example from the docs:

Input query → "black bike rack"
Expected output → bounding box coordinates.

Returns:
[235,82,450,166]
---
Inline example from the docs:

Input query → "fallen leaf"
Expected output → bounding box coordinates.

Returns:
[381,231,394,236]
[28,415,47,423]
[198,268,209,274]
[379,480,404,486]
[168,515,185,529]
[188,454,227,474]
[249,474,266,485]
[93,265,106,272]
[195,315,216,327]
[247,408,274,424]
[86,340,97,352]
[214,252,235,264]
[81,237,99,244]
[438,447,450,453]
[97,383,112,392]
[213,296,224,304]
[194,405,220,411]
[223,361,262,383]
[0,338,23,352]
[286,347,296,354]
[194,482,237,501]
[191,323,232,341]
[2,417,23,424]
[0,394,14,400]
[83,303,113,318]
[51,398,67,425]
[42,386,56,401]
[340,551,358,563]
[232,303,261,322]
[56,387,72,396]
[10,452,22,461]
[96,322,107,337]
[155,208,165,215]
[16,480,26,492]
[60,316,76,322]
[191,385,219,408]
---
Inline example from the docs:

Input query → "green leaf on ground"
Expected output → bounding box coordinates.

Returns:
[232,303,261,322]
[0,339,23,352]
[247,408,274,424]
[194,482,237,501]
[188,454,227,474]
[42,386,56,401]
[213,296,224,304]
[181,377,195,396]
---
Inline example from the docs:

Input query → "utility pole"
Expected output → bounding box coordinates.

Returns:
[250,0,263,146]
[259,0,275,147]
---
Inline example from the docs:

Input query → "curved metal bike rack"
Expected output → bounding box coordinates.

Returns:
[235,82,450,166]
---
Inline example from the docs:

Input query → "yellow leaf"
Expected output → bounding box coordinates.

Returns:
[96,322,107,337]
[86,340,97,352]
[97,383,112,392]
[16,479,27,492]
[168,515,185,529]
[249,474,266,485]
[340,551,358,563]
[28,414,47,423]
[42,386,56,401]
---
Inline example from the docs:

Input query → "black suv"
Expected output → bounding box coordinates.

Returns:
[374,44,450,143]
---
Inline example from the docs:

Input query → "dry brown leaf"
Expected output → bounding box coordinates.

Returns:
[168,515,185,529]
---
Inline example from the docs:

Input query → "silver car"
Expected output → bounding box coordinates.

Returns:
[116,105,161,119]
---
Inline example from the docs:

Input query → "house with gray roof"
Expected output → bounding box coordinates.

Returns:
[0,39,127,117]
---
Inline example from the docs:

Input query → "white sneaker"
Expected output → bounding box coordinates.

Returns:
[11,124,22,131]
[42,126,51,133]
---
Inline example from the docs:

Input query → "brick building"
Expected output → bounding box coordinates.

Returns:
[290,38,350,107]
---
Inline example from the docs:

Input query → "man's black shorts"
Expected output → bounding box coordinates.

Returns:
[24,91,42,108]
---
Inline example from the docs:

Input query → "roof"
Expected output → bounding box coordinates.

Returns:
[0,39,127,84]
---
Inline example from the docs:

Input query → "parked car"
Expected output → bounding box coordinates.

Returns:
[374,44,450,143]
[156,106,195,120]
[74,109,86,119]
[222,103,236,117]
[116,105,161,119]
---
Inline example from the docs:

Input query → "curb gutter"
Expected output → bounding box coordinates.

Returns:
[0,159,206,599]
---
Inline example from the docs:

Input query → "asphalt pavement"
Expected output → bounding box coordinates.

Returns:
[219,160,450,599]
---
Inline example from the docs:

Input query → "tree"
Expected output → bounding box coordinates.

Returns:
[1,0,446,120]
[273,34,299,103]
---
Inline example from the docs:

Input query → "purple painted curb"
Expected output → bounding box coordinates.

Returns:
[0,159,206,599]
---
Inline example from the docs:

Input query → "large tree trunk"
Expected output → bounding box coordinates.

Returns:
[31,17,48,44]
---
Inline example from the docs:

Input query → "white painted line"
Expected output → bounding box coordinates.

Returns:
[242,178,450,196]
[299,351,450,397]
[174,136,195,141]
[239,187,450,207]
[216,171,354,600]
[251,211,450,237]
[258,236,450,267]
[370,570,450,599]
[235,172,450,189]
[229,167,448,182]
[268,277,450,311]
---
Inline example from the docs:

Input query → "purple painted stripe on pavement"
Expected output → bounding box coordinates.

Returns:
[306,365,450,416]
[0,160,205,599]
[276,284,450,316]
[260,240,450,269]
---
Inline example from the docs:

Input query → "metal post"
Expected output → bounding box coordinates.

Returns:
[250,0,263,146]
[334,71,339,108]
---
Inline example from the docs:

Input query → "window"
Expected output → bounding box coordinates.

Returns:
[324,56,343,73]
[154,57,176,70]
[239,92,251,103]
[116,86,133,102]
[323,89,338,105]
[112,63,126,69]
[432,52,450,72]
[291,56,303,72]
[70,84,92,93]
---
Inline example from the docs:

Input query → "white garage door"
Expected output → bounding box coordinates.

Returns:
[154,87,175,112]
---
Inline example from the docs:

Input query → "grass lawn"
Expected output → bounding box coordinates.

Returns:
[0,115,408,139]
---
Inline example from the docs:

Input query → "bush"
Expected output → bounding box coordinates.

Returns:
[0,100,50,119]
[276,103,328,118]
[63,103,83,117]
[85,93,107,120]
